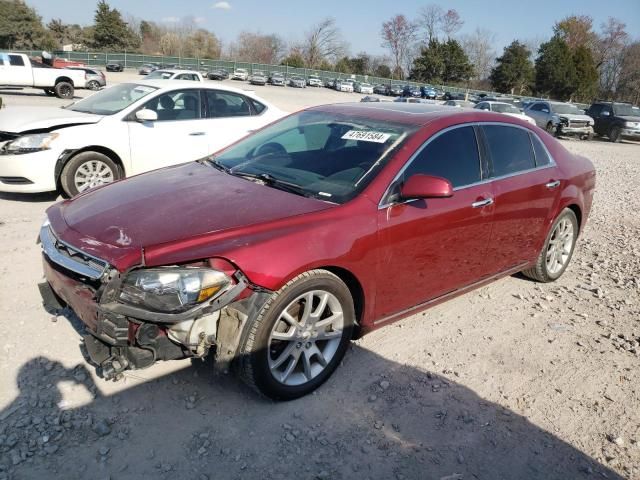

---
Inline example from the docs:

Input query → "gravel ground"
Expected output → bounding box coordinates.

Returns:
[0,74,639,480]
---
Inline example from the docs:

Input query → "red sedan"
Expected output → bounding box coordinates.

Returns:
[39,103,596,399]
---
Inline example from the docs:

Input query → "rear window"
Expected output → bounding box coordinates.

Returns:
[482,125,536,177]
[9,55,25,66]
[530,133,552,167]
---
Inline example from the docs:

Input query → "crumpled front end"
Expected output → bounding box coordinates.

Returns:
[38,220,270,380]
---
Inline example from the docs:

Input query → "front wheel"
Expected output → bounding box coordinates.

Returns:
[546,122,557,136]
[609,126,621,143]
[60,151,120,197]
[522,208,578,282]
[238,270,354,400]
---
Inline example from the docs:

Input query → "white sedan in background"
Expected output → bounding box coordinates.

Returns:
[474,101,536,125]
[145,69,204,81]
[0,81,285,196]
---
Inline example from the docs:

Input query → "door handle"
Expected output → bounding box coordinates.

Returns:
[471,198,494,208]
[545,180,561,189]
[189,132,206,136]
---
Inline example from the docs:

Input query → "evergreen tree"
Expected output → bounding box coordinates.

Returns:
[572,45,598,101]
[91,0,139,51]
[489,41,534,94]
[411,38,472,83]
[535,36,577,100]
[0,0,53,50]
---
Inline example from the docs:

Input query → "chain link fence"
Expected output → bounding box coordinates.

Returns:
[8,49,510,98]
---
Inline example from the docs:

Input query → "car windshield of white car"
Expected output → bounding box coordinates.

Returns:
[492,103,520,114]
[211,110,415,204]
[553,104,582,115]
[68,83,158,115]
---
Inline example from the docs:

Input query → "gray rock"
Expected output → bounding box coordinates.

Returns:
[93,419,111,437]
[379,380,390,391]
[99,446,110,455]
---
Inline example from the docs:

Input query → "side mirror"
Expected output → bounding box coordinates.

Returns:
[135,109,157,122]
[400,174,453,200]
[542,108,550,113]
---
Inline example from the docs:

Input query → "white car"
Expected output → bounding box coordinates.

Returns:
[336,81,354,93]
[145,69,204,81]
[354,83,374,95]
[231,68,249,81]
[307,76,323,87]
[474,101,536,125]
[0,81,285,196]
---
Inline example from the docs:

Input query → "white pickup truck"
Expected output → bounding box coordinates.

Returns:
[0,52,86,99]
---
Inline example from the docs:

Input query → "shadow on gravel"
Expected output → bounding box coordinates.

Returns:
[0,192,60,203]
[0,347,624,480]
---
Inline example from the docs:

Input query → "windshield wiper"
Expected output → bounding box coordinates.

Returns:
[204,157,232,174]
[232,171,313,198]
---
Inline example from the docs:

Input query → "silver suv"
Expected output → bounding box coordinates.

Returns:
[524,101,594,139]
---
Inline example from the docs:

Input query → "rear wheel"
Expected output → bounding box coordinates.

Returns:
[522,208,578,282]
[238,270,354,400]
[60,151,120,197]
[87,80,101,91]
[54,81,74,99]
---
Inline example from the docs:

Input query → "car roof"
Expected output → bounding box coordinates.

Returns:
[132,80,255,96]
[308,102,527,126]
[485,101,514,106]
[154,69,199,75]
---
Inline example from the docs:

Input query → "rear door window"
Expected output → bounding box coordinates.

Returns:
[482,125,536,177]
[529,133,552,167]
[404,126,481,188]
[205,90,252,118]
[9,55,25,66]
[142,89,201,121]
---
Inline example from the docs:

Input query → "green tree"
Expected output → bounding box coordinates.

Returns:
[281,52,305,68]
[91,0,139,51]
[46,18,68,48]
[571,45,598,101]
[489,41,534,94]
[374,64,392,78]
[334,56,352,73]
[0,0,52,49]
[410,38,472,84]
[535,35,577,100]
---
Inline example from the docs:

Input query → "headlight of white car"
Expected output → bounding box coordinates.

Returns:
[3,133,59,155]
[119,267,231,313]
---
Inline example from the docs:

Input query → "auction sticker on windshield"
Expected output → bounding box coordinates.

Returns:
[342,130,391,143]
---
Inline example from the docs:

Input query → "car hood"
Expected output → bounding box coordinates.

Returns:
[47,162,334,271]
[618,115,640,122]
[0,106,102,133]
[556,113,592,121]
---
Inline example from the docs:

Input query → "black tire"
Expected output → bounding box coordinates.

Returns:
[237,270,355,400]
[545,122,557,136]
[60,151,121,197]
[609,126,621,143]
[87,80,100,91]
[44,88,56,96]
[54,81,74,99]
[522,208,578,283]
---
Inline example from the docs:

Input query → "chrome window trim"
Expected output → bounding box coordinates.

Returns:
[378,121,557,210]
[40,225,109,280]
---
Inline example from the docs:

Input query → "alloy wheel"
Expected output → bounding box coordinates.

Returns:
[545,218,574,274]
[74,160,115,192]
[268,290,344,386]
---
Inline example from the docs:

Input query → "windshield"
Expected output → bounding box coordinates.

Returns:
[553,103,582,115]
[613,104,639,116]
[67,83,157,115]
[492,103,520,114]
[211,110,415,204]
[146,70,173,79]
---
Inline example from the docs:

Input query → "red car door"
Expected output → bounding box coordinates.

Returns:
[479,125,560,274]
[375,125,495,321]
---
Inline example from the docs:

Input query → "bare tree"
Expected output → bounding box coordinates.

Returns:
[461,28,496,81]
[418,4,443,43]
[235,31,286,64]
[441,9,463,39]
[303,18,346,68]
[597,17,629,93]
[617,42,640,103]
[381,14,417,79]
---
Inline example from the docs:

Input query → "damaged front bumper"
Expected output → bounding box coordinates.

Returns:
[38,223,271,380]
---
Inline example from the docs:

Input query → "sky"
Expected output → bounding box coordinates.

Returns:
[24,0,640,56]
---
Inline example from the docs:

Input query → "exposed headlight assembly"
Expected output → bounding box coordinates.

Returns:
[119,267,231,313]
[2,133,59,155]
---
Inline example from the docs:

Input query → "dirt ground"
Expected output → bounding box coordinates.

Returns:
[0,74,639,480]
